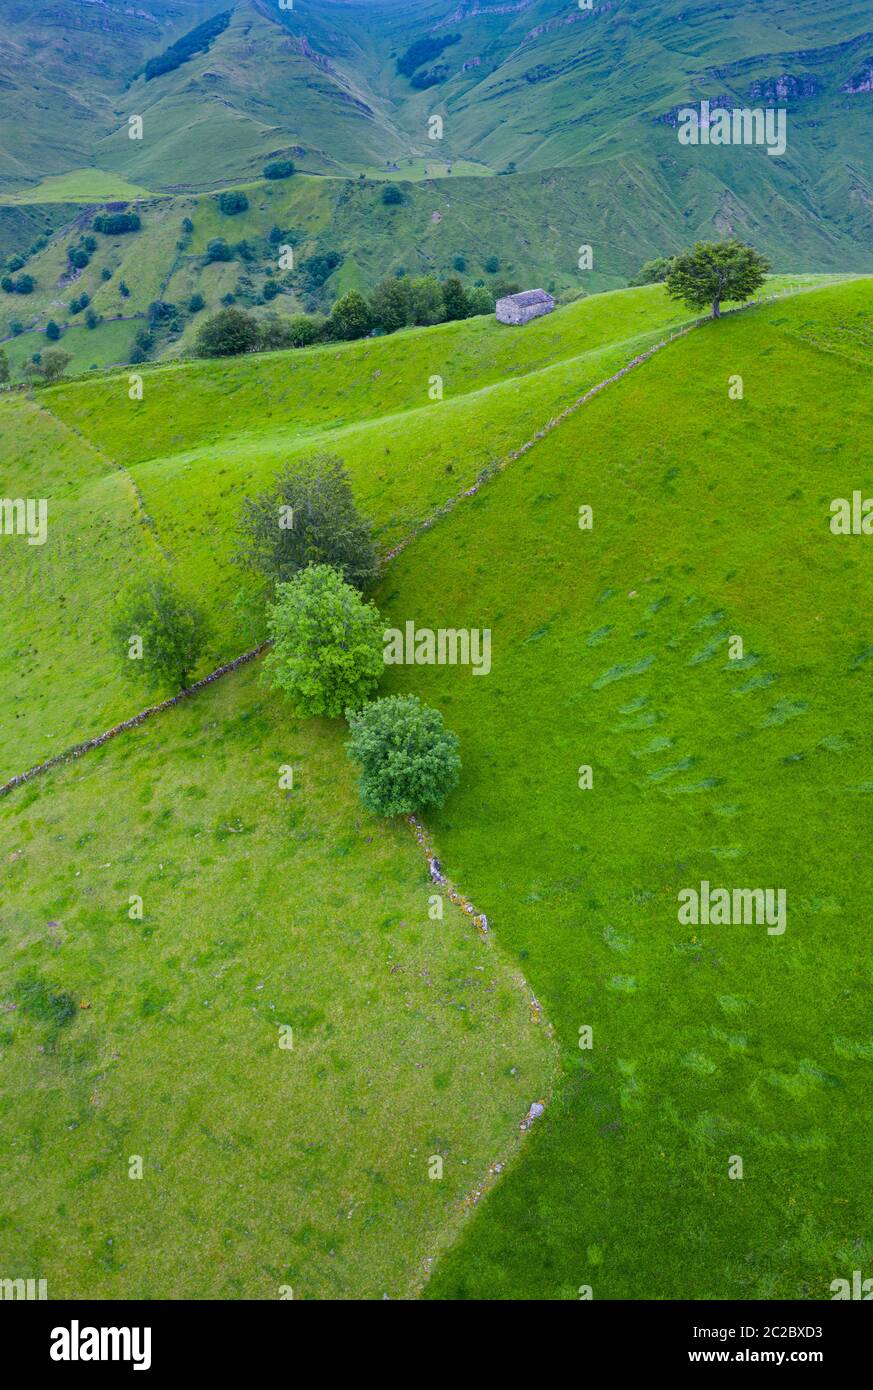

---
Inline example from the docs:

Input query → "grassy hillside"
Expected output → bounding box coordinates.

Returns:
[1,284,699,779]
[1,159,868,382]
[362,278,873,1298]
[0,663,555,1299]
[0,279,836,783]
[1,275,869,1300]
[0,397,163,783]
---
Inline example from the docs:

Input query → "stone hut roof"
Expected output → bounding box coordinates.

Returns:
[501,289,554,308]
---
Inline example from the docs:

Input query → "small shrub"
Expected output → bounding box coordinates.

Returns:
[218,190,249,216]
[264,160,295,180]
[206,238,232,263]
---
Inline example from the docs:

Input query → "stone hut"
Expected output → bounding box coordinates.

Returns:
[495,288,555,325]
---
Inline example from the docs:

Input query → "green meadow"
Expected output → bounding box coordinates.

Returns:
[0,172,160,207]
[0,664,554,1299]
[374,280,873,1298]
[1,275,870,1298]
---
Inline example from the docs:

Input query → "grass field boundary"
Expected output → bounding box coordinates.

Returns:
[0,644,269,798]
[35,402,175,564]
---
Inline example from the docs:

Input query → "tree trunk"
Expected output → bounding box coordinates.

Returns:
[712,298,721,319]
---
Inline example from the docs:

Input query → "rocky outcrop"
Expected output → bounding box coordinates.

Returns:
[654,95,735,128]
[748,74,819,101]
[843,60,873,94]
[434,2,534,30]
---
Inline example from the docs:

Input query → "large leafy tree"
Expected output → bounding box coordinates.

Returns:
[112,576,209,691]
[407,276,445,326]
[665,240,769,318]
[346,695,461,816]
[195,307,259,356]
[0,348,9,385]
[263,565,383,718]
[331,289,372,340]
[235,452,378,592]
[368,277,410,334]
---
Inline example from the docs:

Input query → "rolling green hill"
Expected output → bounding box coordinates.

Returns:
[1,274,870,1298]
[1,283,701,777]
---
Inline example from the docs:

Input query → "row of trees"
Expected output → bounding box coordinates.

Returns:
[194,272,494,357]
[330,273,492,341]
[111,455,460,816]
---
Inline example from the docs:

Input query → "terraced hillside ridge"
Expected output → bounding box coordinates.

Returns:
[365,278,872,1299]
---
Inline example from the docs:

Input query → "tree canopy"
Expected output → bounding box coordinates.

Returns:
[346,695,461,816]
[195,307,259,356]
[665,240,769,318]
[112,576,209,691]
[263,565,384,718]
[234,452,378,592]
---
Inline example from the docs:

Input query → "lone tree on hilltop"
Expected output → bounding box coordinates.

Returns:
[112,576,209,691]
[235,452,378,592]
[665,239,769,318]
[263,565,384,718]
[346,695,461,817]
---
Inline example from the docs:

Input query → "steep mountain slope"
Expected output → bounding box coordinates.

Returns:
[0,0,871,327]
[0,1,230,190]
